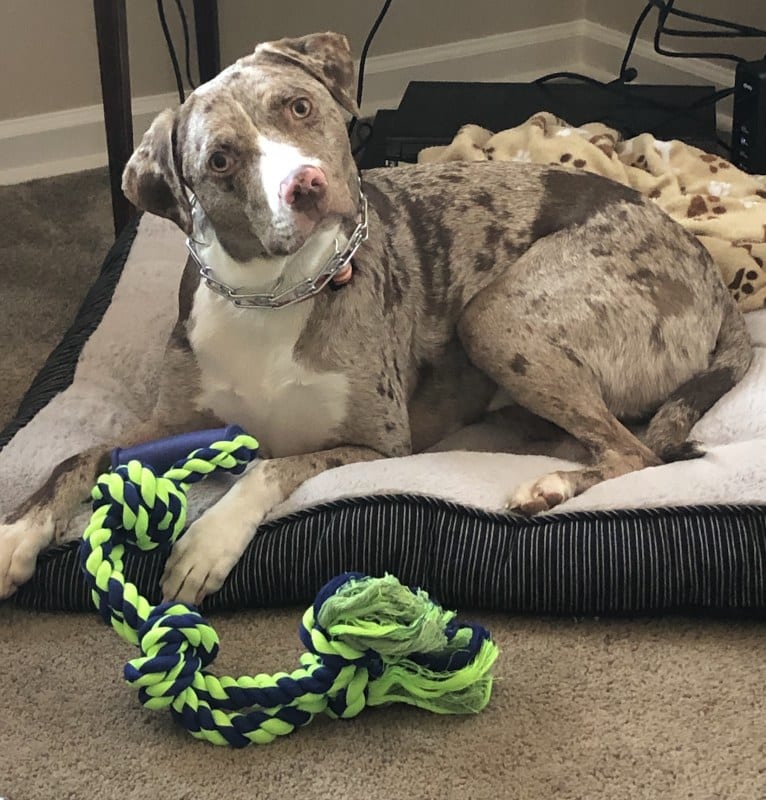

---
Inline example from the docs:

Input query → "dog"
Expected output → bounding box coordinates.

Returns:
[0,32,752,604]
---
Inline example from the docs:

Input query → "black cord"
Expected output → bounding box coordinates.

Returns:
[534,69,734,149]
[535,71,717,117]
[666,6,766,37]
[660,27,765,39]
[356,0,393,108]
[349,0,393,139]
[653,0,748,64]
[535,1,764,151]
[157,0,185,103]
[620,2,656,81]
[654,28,747,64]
[535,71,606,87]
[172,0,197,90]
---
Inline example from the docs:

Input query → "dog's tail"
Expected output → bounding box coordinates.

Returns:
[642,296,753,463]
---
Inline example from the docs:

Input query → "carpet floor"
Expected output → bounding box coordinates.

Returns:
[0,170,764,800]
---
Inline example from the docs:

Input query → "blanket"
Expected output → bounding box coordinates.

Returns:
[419,113,766,313]
[1,213,765,539]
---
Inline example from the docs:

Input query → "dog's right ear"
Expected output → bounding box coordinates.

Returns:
[255,32,360,117]
[122,108,193,234]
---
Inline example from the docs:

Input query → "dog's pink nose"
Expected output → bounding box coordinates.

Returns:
[279,166,328,206]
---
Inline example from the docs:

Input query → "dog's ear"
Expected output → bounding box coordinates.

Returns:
[122,108,193,234]
[255,32,360,117]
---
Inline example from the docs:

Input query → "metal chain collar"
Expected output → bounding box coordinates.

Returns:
[185,184,368,310]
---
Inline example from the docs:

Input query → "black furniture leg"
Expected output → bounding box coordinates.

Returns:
[193,0,220,82]
[93,0,136,237]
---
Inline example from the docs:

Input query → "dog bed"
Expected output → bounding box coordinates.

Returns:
[3,208,766,617]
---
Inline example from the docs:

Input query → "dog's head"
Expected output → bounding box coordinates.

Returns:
[122,32,360,259]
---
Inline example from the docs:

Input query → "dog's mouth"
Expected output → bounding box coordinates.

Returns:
[269,164,327,250]
[268,165,357,255]
[290,193,327,221]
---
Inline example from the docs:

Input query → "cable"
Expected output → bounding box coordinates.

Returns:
[652,0,748,64]
[157,0,185,103]
[157,0,197,104]
[660,27,765,39]
[620,2,656,81]
[665,6,766,37]
[349,0,393,140]
[534,1,765,153]
[535,70,717,116]
[172,0,197,90]
[536,71,639,90]
[356,0,393,108]
[347,0,393,158]
[653,25,747,64]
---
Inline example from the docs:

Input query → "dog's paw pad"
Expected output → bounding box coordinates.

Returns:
[160,517,249,606]
[506,472,573,516]
[0,517,53,599]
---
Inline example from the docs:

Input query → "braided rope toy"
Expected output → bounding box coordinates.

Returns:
[79,425,499,747]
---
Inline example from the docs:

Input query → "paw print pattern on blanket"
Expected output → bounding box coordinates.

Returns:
[419,113,766,312]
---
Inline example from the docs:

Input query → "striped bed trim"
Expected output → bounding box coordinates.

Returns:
[13,495,766,616]
[3,215,766,616]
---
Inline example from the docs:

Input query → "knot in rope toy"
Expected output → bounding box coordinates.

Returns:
[79,425,499,747]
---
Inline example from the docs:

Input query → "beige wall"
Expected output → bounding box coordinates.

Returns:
[586,0,766,63]
[0,0,584,121]
[220,1,585,65]
[3,0,760,122]
[1,0,199,119]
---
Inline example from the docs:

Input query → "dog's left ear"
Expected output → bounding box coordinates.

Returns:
[122,108,193,234]
[255,32,360,117]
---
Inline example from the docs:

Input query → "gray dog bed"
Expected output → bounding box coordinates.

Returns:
[2,214,765,616]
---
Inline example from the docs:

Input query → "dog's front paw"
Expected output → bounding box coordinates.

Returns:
[506,472,574,516]
[160,509,258,606]
[0,515,54,599]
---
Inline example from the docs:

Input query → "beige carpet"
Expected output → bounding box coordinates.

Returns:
[1,171,765,800]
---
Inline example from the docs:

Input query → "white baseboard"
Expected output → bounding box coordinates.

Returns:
[356,20,587,115]
[0,18,734,185]
[0,93,178,185]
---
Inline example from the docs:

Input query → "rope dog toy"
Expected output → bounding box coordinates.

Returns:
[79,425,499,747]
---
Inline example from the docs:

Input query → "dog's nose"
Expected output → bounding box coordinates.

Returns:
[279,166,328,206]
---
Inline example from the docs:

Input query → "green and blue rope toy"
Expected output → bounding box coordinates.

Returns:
[79,425,499,747]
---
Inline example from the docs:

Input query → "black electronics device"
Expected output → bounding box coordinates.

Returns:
[731,58,766,174]
[369,81,720,168]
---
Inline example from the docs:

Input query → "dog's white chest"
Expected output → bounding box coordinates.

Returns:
[188,289,349,457]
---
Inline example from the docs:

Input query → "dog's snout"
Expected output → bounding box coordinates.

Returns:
[279,166,328,207]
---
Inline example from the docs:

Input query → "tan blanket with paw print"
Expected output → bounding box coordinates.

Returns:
[419,113,766,312]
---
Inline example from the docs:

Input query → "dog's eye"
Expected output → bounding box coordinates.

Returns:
[208,151,232,173]
[290,97,312,119]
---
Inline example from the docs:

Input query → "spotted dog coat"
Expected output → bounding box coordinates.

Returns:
[0,32,752,603]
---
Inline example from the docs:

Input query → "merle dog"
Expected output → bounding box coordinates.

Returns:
[0,32,751,604]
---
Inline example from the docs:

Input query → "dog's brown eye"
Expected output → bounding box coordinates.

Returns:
[290,97,312,119]
[208,151,232,173]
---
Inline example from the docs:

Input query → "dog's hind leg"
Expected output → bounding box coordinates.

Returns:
[641,295,752,461]
[458,293,662,517]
